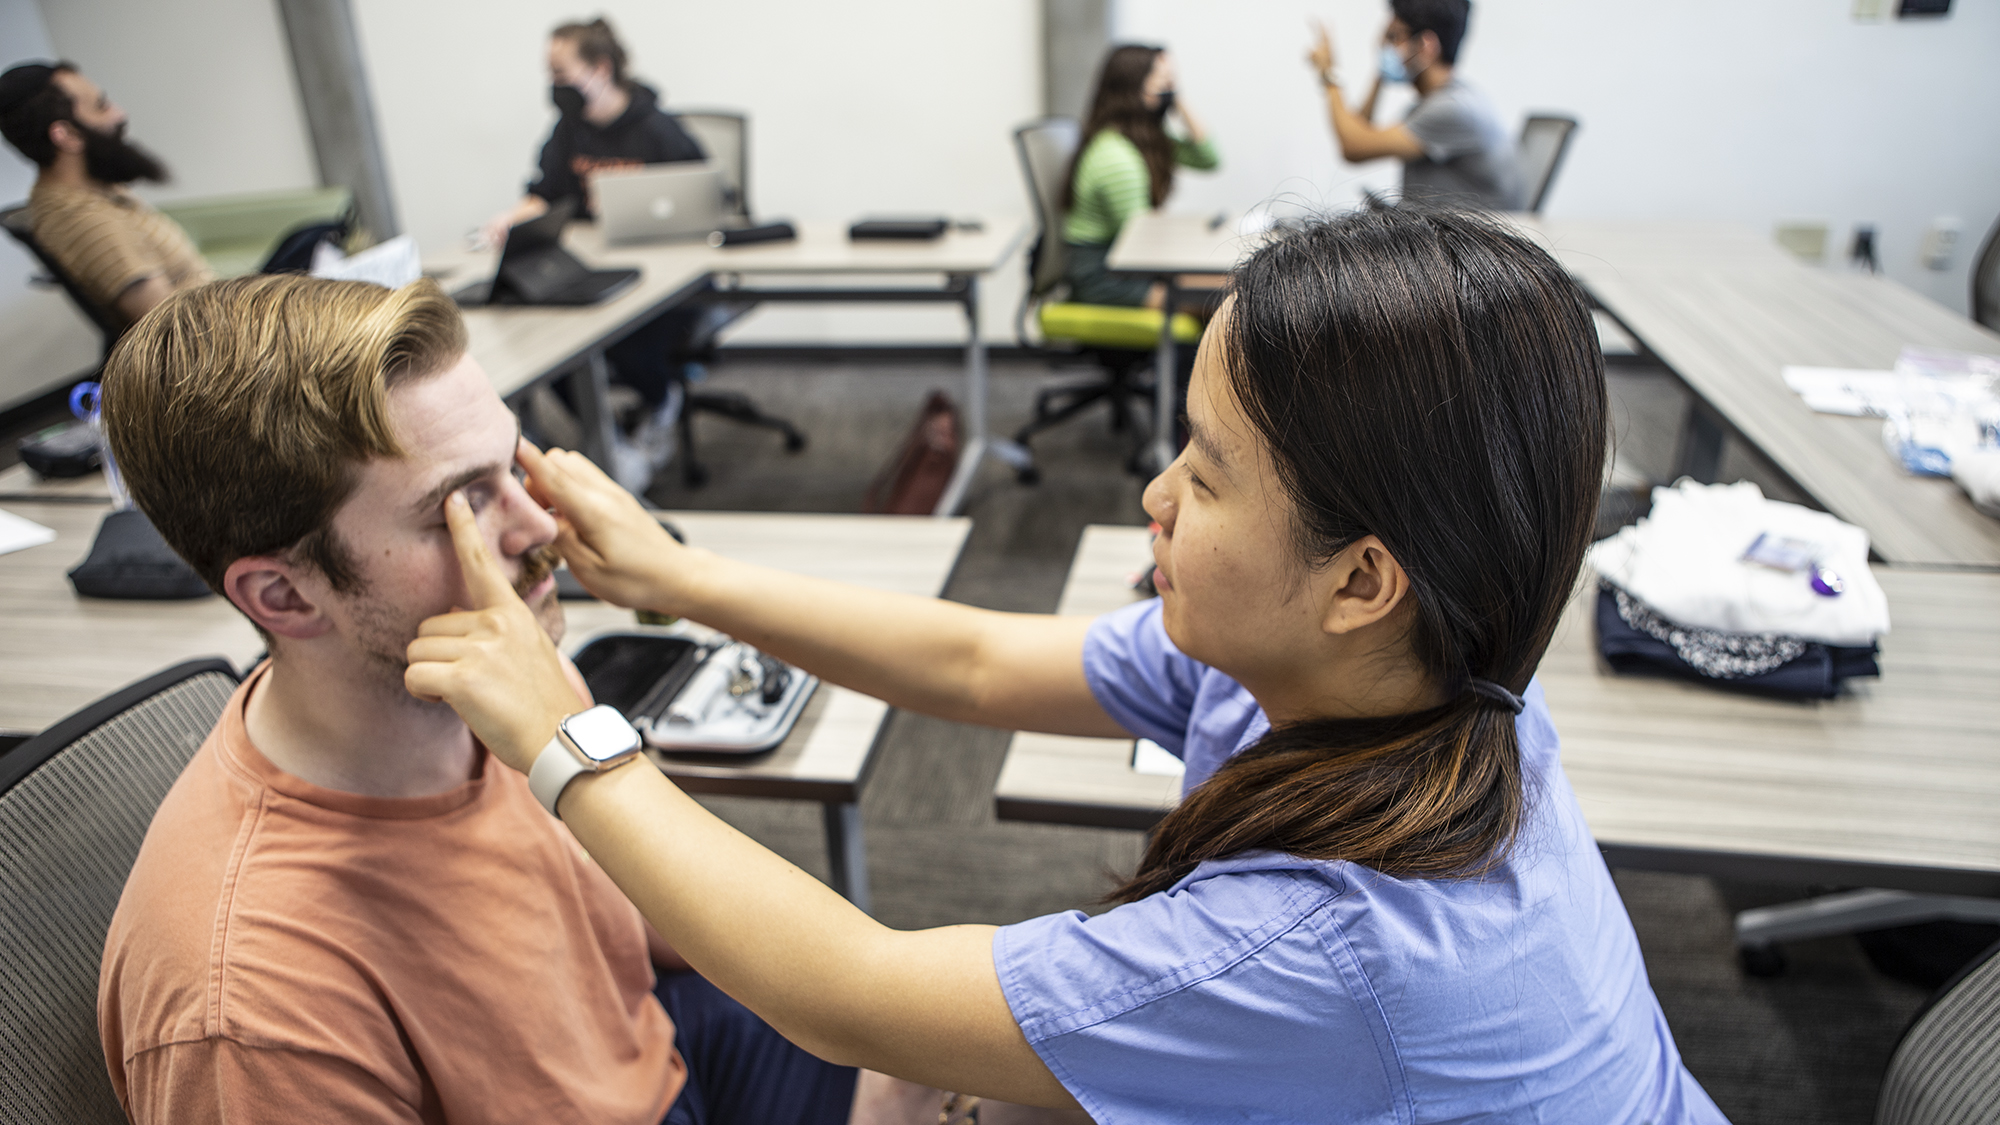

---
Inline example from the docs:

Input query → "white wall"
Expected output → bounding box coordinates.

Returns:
[351,0,1043,345]
[1114,0,2000,315]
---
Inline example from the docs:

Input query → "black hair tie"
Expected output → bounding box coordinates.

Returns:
[1467,677,1525,716]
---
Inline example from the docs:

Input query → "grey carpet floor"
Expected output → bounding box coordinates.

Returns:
[641,352,1933,1123]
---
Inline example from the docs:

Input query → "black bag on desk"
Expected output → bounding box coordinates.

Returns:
[67,509,211,600]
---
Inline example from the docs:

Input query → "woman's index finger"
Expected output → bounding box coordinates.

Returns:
[443,490,520,609]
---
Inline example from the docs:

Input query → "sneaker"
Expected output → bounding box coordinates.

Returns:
[631,381,685,476]
[607,429,656,495]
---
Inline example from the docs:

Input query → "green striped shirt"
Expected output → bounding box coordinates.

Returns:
[1061,128,1220,246]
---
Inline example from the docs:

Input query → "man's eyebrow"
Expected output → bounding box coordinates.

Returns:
[412,462,505,519]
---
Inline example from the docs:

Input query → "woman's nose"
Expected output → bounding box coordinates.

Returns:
[1142,470,1176,532]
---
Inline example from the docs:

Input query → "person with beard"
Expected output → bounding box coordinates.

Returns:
[481,19,707,493]
[95,275,864,1125]
[0,61,210,326]
[1060,44,1218,309]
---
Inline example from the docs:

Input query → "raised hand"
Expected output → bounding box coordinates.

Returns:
[1307,19,1337,80]
[404,490,587,774]
[517,439,705,615]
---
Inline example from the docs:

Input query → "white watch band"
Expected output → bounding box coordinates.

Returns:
[528,734,588,815]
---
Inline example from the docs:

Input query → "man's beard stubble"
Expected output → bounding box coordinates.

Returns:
[352,543,569,692]
[80,121,168,186]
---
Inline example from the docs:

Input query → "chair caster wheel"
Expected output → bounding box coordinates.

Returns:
[1016,465,1041,486]
[783,433,806,453]
[1739,943,1786,978]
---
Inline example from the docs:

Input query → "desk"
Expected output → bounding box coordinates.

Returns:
[1104,212,1255,473]
[1105,213,2000,569]
[994,524,2000,898]
[0,505,970,912]
[435,220,1030,515]
[1520,219,2000,570]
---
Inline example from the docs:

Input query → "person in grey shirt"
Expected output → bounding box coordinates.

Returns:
[1308,0,1524,211]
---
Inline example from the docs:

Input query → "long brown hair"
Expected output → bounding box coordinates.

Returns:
[1112,207,1607,902]
[1060,44,1175,211]
[552,17,631,89]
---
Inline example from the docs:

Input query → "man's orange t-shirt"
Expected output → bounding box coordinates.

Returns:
[98,665,686,1123]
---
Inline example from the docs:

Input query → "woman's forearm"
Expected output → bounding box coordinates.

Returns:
[560,762,1078,1108]
[664,549,1118,737]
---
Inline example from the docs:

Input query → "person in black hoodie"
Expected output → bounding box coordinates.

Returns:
[483,18,707,493]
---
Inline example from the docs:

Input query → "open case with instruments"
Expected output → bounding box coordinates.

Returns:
[571,632,817,755]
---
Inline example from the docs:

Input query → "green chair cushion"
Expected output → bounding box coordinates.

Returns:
[158,186,352,277]
[1039,301,1201,351]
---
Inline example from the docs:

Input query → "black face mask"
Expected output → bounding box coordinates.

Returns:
[550,84,586,119]
[1153,89,1176,119]
[79,121,167,186]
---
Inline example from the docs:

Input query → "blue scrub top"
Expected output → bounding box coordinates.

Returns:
[991,599,1729,1124]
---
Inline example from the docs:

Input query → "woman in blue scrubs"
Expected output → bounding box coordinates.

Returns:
[409,206,1729,1123]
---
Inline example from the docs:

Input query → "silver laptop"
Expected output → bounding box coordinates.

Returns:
[594,162,728,245]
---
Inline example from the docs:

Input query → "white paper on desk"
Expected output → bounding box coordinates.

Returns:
[1132,738,1187,778]
[1781,367,1900,416]
[311,235,421,289]
[0,507,55,556]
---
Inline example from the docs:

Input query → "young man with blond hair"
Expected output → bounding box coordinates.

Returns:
[97,274,859,1124]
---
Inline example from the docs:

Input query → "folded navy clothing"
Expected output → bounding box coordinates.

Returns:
[1595,585,1879,699]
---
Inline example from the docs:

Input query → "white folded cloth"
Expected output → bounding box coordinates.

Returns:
[1588,480,1889,647]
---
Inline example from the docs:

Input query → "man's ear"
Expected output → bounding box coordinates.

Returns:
[222,556,334,641]
[47,119,84,156]
[1416,30,1443,67]
[1318,535,1414,637]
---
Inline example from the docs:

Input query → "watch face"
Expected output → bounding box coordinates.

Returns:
[563,704,643,763]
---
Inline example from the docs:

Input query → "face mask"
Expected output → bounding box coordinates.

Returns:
[1379,44,1410,84]
[1153,89,1176,118]
[550,84,586,118]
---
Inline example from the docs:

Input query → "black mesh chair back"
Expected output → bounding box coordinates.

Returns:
[1517,115,1579,215]
[0,203,127,359]
[0,658,240,1125]
[1876,938,2000,1124]
[1972,215,2000,332]
[675,111,751,220]
[1013,117,1082,299]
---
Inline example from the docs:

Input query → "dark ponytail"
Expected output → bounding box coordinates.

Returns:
[553,17,630,89]
[1112,207,1606,902]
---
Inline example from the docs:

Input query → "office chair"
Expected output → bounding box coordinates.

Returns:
[0,203,126,361]
[1013,117,1199,480]
[1972,214,2000,332]
[0,657,241,1125]
[663,109,805,487]
[1875,938,2000,1124]
[1516,115,1579,215]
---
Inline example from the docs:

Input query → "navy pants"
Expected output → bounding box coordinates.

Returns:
[656,971,857,1125]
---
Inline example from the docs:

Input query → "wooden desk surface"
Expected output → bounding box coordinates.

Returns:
[1105,211,1257,275]
[434,220,1026,399]
[996,524,2000,893]
[1522,218,2000,570]
[0,507,968,806]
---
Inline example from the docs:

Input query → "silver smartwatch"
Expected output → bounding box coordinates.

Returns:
[528,705,645,815]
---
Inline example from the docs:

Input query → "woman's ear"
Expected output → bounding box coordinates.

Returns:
[222,556,333,641]
[1318,535,1412,636]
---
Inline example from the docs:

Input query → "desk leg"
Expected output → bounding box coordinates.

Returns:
[936,273,1032,516]
[1675,398,1726,483]
[822,801,872,915]
[570,350,619,472]
[1145,276,1180,476]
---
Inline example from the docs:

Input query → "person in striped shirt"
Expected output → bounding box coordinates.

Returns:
[1059,45,1219,308]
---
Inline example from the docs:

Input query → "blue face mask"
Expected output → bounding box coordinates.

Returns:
[1379,43,1410,84]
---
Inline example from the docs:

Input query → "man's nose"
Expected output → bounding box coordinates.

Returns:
[496,482,560,559]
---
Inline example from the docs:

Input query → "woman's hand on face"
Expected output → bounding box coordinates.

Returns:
[516,439,701,616]
[405,490,587,774]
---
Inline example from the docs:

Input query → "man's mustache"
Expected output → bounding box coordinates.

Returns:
[516,544,560,599]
